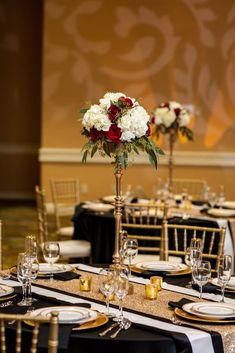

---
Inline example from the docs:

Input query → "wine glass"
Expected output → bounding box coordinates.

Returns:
[43,242,60,281]
[17,253,33,306]
[184,247,202,288]
[208,192,217,208]
[190,238,202,251]
[98,268,115,317]
[123,238,138,276]
[192,260,211,300]
[25,235,37,258]
[217,255,232,302]
[114,271,129,323]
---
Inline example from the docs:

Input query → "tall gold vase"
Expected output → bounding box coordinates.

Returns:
[112,159,123,265]
[168,130,175,191]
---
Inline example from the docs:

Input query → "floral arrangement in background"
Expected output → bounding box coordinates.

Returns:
[152,101,193,141]
[80,92,163,169]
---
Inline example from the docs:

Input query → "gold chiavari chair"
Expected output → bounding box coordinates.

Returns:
[162,222,226,271]
[171,178,207,200]
[50,178,80,239]
[35,186,91,261]
[0,311,58,353]
[121,202,168,262]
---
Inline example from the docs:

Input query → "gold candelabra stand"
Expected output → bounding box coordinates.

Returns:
[112,159,123,265]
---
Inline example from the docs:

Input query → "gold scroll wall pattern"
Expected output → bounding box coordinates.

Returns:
[43,0,235,150]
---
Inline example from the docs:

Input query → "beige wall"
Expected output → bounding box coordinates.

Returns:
[41,0,235,202]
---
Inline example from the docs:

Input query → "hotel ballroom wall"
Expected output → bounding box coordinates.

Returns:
[1,0,235,201]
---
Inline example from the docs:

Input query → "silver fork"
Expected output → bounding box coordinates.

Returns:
[171,313,211,332]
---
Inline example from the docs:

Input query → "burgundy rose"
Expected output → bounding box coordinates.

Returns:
[174,108,181,116]
[107,124,122,144]
[108,104,121,121]
[118,96,134,107]
[89,127,107,141]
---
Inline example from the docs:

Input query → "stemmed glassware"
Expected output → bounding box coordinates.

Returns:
[184,239,202,288]
[217,254,232,302]
[98,268,115,317]
[208,192,217,209]
[123,238,138,276]
[43,242,60,281]
[192,260,211,300]
[114,269,129,323]
[17,253,34,306]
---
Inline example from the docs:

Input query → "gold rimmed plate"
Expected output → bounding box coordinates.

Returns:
[10,264,76,278]
[25,311,108,331]
[174,308,235,324]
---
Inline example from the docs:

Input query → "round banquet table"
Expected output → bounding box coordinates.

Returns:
[72,204,220,265]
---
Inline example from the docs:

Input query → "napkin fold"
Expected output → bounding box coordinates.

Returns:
[32,293,91,308]
[168,297,193,310]
[53,271,80,281]
[131,270,167,279]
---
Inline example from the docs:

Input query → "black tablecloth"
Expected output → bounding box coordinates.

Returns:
[72,205,219,264]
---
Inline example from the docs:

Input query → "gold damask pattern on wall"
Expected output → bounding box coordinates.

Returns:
[43,0,235,151]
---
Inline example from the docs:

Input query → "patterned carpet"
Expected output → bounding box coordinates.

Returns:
[0,201,56,269]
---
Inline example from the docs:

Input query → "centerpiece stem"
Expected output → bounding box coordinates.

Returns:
[112,159,123,265]
[168,130,175,191]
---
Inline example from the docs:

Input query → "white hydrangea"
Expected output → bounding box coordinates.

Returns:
[119,105,149,141]
[154,107,176,128]
[169,101,183,110]
[99,92,126,109]
[82,104,111,131]
[179,110,191,127]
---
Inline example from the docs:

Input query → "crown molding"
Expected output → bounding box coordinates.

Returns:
[39,147,235,167]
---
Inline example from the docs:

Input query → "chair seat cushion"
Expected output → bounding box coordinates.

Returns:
[58,240,91,258]
[57,226,74,237]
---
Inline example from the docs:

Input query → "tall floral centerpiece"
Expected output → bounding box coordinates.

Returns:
[80,92,163,264]
[152,101,193,190]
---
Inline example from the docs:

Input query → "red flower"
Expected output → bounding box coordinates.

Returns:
[118,96,134,107]
[89,127,107,141]
[174,108,181,116]
[161,102,170,108]
[107,124,122,144]
[108,104,121,121]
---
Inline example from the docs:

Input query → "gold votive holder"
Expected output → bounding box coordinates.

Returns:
[145,283,158,300]
[79,276,92,292]
[150,276,163,291]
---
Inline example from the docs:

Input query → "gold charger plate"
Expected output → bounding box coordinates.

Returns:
[72,312,108,331]
[131,265,191,277]
[0,293,16,301]
[175,308,235,324]
[10,265,77,278]
[25,312,108,331]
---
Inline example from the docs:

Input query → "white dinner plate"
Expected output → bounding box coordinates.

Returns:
[82,203,114,213]
[183,302,235,319]
[102,195,116,203]
[38,263,73,274]
[135,261,187,272]
[0,284,14,297]
[207,208,235,218]
[212,277,235,290]
[221,201,235,209]
[30,306,97,324]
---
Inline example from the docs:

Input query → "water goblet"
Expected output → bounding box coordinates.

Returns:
[98,268,115,317]
[190,238,202,251]
[25,235,37,258]
[217,255,232,302]
[184,247,202,288]
[114,271,129,323]
[43,242,60,281]
[192,260,211,300]
[17,253,33,306]
[123,238,138,276]
[208,192,217,209]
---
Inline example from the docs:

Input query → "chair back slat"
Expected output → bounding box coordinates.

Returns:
[163,223,226,271]
[121,202,168,260]
[0,312,58,353]
[35,186,49,245]
[0,220,2,271]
